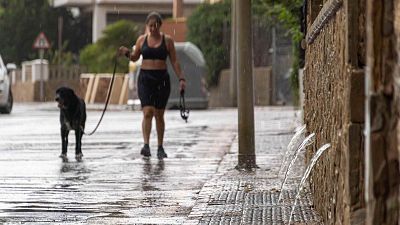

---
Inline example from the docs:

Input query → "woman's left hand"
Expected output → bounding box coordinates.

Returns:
[179,79,186,92]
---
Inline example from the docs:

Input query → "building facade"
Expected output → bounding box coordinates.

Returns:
[52,0,205,42]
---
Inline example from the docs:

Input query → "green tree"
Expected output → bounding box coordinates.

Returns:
[0,1,5,17]
[48,42,75,66]
[79,20,140,73]
[188,0,303,100]
[187,0,231,86]
[253,0,303,104]
[0,0,90,64]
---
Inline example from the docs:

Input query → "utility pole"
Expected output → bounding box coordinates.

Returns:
[229,0,237,107]
[236,0,256,169]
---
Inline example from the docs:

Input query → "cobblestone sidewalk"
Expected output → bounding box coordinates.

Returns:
[186,107,323,225]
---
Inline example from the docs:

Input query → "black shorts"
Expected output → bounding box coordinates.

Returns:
[138,69,171,109]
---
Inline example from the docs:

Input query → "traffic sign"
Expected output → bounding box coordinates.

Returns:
[33,32,51,49]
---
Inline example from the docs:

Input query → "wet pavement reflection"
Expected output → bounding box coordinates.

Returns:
[0,103,237,224]
[141,158,165,191]
[0,104,320,224]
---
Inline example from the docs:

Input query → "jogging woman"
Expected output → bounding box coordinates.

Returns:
[118,12,186,159]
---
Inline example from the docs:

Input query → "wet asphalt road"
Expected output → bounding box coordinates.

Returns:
[0,103,238,224]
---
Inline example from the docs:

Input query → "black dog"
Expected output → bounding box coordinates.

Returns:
[55,87,86,160]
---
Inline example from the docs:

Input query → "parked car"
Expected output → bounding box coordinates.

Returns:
[127,42,209,109]
[0,54,14,114]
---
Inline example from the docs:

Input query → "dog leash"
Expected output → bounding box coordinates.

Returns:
[179,89,189,123]
[83,56,118,136]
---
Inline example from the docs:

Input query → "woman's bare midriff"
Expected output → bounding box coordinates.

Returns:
[141,59,167,70]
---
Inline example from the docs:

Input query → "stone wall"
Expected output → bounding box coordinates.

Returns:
[12,80,81,102]
[80,74,128,105]
[364,0,400,224]
[303,0,366,224]
[303,6,348,223]
[12,75,128,105]
[208,67,271,107]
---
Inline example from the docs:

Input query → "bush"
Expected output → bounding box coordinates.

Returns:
[253,0,303,105]
[80,20,140,73]
[188,0,303,102]
[187,1,231,86]
[0,0,91,65]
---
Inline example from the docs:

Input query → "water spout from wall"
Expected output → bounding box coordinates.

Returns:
[278,133,315,202]
[288,143,331,224]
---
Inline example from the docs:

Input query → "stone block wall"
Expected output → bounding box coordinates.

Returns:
[364,0,400,224]
[12,75,128,105]
[303,0,366,224]
[208,67,271,107]
[303,6,349,223]
[12,80,81,102]
[80,74,128,105]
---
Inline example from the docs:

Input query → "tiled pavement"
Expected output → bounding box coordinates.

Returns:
[186,107,322,225]
[0,104,322,224]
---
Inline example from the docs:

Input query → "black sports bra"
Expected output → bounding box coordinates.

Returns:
[141,35,168,60]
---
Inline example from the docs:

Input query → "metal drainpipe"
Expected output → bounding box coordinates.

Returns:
[364,0,374,213]
[364,52,372,215]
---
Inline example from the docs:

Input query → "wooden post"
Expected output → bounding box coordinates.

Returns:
[90,75,100,104]
[85,74,95,103]
[119,74,129,105]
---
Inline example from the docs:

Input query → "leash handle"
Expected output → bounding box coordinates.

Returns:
[179,89,189,123]
[84,57,118,136]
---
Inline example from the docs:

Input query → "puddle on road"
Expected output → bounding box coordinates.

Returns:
[174,153,191,158]
[141,158,165,192]
[0,124,218,223]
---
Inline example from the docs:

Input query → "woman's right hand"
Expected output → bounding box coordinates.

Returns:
[118,46,130,57]
[179,79,186,93]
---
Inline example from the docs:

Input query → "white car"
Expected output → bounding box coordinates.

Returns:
[0,54,14,114]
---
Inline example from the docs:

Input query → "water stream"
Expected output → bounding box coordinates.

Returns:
[278,124,307,177]
[278,133,315,202]
[288,143,331,224]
